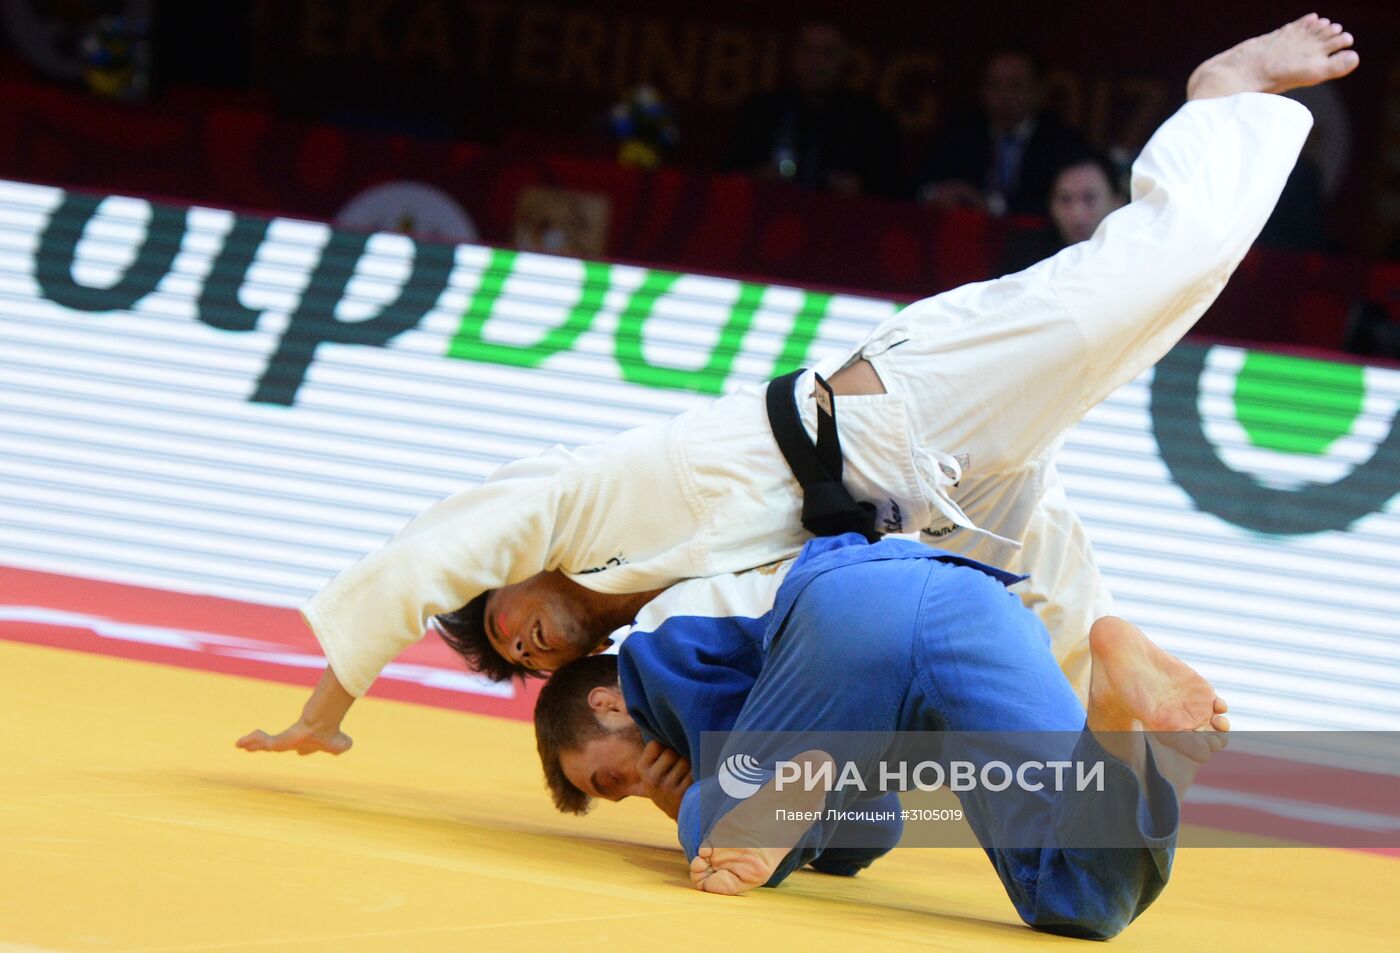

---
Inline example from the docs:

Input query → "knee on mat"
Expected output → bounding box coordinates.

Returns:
[1023,907,1131,942]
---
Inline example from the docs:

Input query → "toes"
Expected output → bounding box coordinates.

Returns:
[1166,732,1215,764]
[1328,49,1360,78]
[1214,696,1229,714]
[700,869,744,895]
[1326,30,1354,53]
[1211,713,1231,733]
[236,730,269,750]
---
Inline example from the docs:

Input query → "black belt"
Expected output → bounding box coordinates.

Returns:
[765,369,879,542]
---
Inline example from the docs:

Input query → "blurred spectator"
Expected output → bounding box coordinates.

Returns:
[916,48,1087,216]
[1343,264,1400,360]
[1256,154,1326,251]
[724,23,901,197]
[79,10,150,100]
[609,85,679,169]
[4,0,152,93]
[997,150,1124,275]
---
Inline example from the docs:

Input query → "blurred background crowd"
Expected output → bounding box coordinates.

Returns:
[4,0,1400,356]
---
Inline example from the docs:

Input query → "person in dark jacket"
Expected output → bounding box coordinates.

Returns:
[916,48,1088,216]
[724,23,902,198]
[998,149,1125,275]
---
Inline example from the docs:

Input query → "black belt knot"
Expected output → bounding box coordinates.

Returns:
[765,368,879,542]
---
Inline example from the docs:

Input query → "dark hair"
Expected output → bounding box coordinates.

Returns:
[433,591,540,683]
[1049,148,1124,198]
[534,654,621,814]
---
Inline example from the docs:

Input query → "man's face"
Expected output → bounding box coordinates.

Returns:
[1050,163,1121,245]
[983,52,1040,130]
[793,24,847,95]
[559,722,648,802]
[483,572,604,672]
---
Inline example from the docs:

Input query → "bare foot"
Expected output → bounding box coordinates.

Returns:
[1187,13,1359,101]
[1086,616,1229,783]
[689,844,789,895]
[686,748,832,896]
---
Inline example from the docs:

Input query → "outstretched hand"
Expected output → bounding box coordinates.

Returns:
[236,666,357,757]
[236,721,353,756]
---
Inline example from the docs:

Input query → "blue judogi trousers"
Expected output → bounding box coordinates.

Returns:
[678,536,1177,940]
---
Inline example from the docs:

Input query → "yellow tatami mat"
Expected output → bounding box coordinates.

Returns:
[1,640,1395,952]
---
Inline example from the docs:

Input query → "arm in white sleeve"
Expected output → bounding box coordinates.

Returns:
[1049,92,1314,408]
[301,450,581,697]
[300,413,705,697]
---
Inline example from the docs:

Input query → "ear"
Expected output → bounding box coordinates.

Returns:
[585,684,626,715]
[588,637,615,656]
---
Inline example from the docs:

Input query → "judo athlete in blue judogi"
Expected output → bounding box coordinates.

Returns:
[535,535,1229,940]
[533,549,904,879]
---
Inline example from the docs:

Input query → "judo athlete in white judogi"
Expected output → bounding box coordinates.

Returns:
[237,15,1358,758]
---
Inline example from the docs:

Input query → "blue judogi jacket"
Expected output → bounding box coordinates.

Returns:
[618,534,1024,763]
[617,593,766,763]
[615,534,1025,875]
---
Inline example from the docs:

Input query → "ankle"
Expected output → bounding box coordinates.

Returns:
[1087,701,1136,735]
[1186,62,1241,101]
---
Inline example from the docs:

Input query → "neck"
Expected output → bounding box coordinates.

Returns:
[563,577,669,646]
[595,587,668,634]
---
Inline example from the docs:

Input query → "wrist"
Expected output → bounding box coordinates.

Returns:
[299,666,354,733]
[297,710,340,735]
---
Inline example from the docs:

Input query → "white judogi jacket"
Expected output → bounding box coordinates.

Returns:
[304,93,1313,700]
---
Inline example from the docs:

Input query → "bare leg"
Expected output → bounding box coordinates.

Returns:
[1187,13,1358,101]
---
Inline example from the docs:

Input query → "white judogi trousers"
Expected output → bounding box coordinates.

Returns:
[305,92,1313,701]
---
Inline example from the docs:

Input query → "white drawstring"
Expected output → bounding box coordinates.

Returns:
[913,448,1023,549]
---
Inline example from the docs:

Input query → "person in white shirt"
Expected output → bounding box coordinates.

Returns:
[237,14,1357,759]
